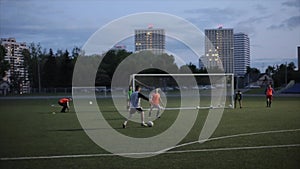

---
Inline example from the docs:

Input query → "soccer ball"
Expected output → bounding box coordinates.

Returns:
[196,106,200,109]
[229,104,233,108]
[89,101,93,105]
[147,121,154,127]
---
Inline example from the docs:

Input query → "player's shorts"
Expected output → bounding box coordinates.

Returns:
[129,107,144,114]
[58,101,66,107]
[266,95,273,100]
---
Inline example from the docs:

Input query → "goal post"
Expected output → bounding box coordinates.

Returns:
[130,73,234,109]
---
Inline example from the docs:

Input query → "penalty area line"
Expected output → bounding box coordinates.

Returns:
[164,144,300,155]
[1,144,300,161]
[1,128,300,161]
[158,128,300,152]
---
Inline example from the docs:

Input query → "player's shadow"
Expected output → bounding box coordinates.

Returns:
[48,125,141,132]
[49,128,117,132]
[39,111,75,114]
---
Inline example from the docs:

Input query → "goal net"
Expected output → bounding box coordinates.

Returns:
[130,73,234,109]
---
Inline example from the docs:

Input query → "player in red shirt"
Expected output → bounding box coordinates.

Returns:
[265,84,275,107]
[58,97,72,112]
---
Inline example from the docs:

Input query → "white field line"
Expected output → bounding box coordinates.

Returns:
[144,106,226,111]
[159,128,300,152]
[1,128,300,161]
[1,144,299,161]
[163,144,300,154]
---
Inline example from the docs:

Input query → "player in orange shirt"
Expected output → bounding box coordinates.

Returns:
[265,84,275,107]
[58,97,72,112]
[149,88,164,119]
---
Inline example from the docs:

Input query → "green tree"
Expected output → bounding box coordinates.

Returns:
[97,50,131,86]
[265,65,275,76]
[95,50,181,87]
[28,43,43,91]
[244,66,260,86]
[287,62,296,71]
[72,46,80,58]
[42,48,57,87]
[58,49,74,87]
[271,62,299,87]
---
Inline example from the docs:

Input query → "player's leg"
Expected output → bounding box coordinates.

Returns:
[239,100,242,108]
[141,111,147,126]
[266,96,269,107]
[269,96,272,107]
[148,105,153,117]
[61,103,67,112]
[234,99,237,108]
[156,104,161,118]
[127,99,130,111]
[137,108,147,127]
[58,102,64,112]
[123,108,135,128]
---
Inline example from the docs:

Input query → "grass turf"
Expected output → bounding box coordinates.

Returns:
[0,96,299,169]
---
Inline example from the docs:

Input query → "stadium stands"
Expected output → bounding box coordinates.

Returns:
[282,83,300,94]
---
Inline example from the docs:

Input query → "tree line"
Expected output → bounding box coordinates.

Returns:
[0,43,299,93]
[265,63,299,87]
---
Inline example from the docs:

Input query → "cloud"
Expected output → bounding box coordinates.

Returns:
[237,15,271,25]
[184,7,242,28]
[253,4,268,14]
[234,15,271,36]
[282,0,300,8]
[268,15,300,30]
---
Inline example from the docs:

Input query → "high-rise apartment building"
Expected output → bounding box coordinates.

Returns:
[1,37,30,94]
[234,33,250,76]
[135,26,165,55]
[204,27,234,73]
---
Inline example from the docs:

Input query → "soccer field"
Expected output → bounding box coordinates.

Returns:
[0,96,299,169]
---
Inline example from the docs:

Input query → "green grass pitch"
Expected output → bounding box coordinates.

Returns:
[0,96,299,169]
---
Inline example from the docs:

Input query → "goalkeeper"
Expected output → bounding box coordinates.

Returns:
[234,90,242,109]
[149,88,164,119]
[123,85,149,128]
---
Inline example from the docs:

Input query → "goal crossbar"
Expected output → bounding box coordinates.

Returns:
[132,73,234,77]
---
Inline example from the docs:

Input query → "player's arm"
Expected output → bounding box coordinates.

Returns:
[67,101,70,110]
[138,93,149,101]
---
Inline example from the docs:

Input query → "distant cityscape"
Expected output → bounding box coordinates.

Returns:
[1,25,299,94]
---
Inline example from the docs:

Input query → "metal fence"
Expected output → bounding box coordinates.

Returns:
[29,88,72,94]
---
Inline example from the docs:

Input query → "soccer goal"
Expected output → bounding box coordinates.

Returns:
[130,74,234,109]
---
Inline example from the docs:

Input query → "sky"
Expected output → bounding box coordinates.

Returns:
[0,0,299,71]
